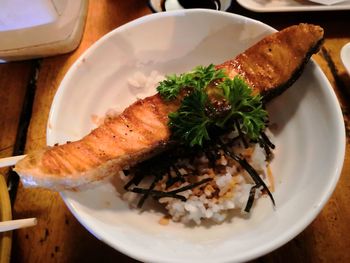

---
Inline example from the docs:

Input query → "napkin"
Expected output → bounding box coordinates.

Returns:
[308,0,347,5]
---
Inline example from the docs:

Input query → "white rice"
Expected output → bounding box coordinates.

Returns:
[121,142,273,225]
[156,145,270,225]
[127,70,165,99]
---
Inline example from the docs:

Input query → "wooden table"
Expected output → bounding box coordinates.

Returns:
[1,1,349,262]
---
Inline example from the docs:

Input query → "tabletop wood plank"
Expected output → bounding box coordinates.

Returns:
[0,61,34,263]
[316,39,350,136]
[8,1,350,262]
[0,62,34,179]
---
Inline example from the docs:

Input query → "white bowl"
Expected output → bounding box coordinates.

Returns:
[47,9,345,263]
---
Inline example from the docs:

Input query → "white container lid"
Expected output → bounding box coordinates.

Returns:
[0,0,88,62]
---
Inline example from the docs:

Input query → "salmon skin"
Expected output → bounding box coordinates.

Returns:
[14,23,324,191]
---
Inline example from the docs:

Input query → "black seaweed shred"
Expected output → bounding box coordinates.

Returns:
[130,178,212,203]
[261,131,275,149]
[245,185,259,213]
[123,170,145,191]
[137,173,162,208]
[220,143,275,212]
[166,178,212,194]
[165,165,186,189]
[258,131,276,159]
[124,130,275,213]
[204,143,221,167]
[130,188,187,201]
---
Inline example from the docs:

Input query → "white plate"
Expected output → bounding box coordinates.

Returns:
[341,42,350,75]
[47,10,345,263]
[237,0,350,12]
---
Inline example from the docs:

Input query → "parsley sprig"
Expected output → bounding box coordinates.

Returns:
[168,90,212,146]
[157,64,226,100]
[218,77,267,140]
[157,65,267,147]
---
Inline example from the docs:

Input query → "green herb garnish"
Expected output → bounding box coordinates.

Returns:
[218,77,267,140]
[168,90,212,147]
[157,65,268,147]
[157,64,226,100]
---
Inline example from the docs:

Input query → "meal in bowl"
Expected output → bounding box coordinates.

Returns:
[14,23,324,224]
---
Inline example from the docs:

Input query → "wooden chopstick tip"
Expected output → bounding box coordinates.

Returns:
[0,217,37,232]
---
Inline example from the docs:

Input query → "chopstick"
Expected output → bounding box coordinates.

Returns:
[0,155,26,168]
[0,218,37,232]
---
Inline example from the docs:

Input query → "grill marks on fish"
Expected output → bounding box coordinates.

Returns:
[217,23,324,101]
[14,23,324,190]
[15,94,179,189]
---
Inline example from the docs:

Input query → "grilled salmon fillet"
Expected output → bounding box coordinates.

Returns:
[14,23,324,191]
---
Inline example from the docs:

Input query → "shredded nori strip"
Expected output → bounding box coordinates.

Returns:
[258,131,275,159]
[137,175,159,208]
[123,170,145,190]
[261,131,275,149]
[204,144,221,167]
[131,178,212,202]
[245,185,259,213]
[221,145,275,211]
[165,165,186,189]
[166,177,212,194]
[258,138,272,159]
[130,188,187,201]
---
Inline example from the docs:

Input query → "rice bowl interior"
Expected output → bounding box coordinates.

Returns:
[47,10,345,263]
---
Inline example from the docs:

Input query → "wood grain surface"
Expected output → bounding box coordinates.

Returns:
[0,174,12,263]
[0,0,349,262]
[0,61,33,180]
